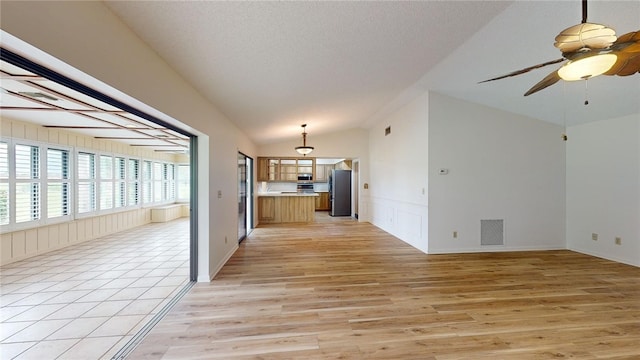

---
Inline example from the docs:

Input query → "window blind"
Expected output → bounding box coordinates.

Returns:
[77,152,96,214]
[0,142,8,226]
[128,159,140,206]
[47,148,70,218]
[15,144,40,223]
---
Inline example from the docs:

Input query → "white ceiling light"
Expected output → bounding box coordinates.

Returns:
[294,124,314,156]
[557,53,617,80]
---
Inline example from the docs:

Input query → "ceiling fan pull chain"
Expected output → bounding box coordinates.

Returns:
[584,79,589,105]
[562,82,568,141]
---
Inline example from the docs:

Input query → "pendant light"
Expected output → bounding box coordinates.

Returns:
[295,124,314,156]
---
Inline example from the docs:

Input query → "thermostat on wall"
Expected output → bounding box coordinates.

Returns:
[438,168,449,175]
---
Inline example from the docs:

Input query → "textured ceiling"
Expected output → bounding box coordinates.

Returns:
[104,1,639,145]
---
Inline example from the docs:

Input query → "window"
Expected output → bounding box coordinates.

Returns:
[114,157,125,208]
[127,158,140,206]
[153,162,163,202]
[164,163,175,201]
[77,152,96,214]
[15,144,40,223]
[176,164,190,202]
[99,155,113,210]
[0,141,9,226]
[142,160,152,204]
[0,137,182,232]
[47,148,70,219]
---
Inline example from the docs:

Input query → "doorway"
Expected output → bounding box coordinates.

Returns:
[238,152,253,243]
[353,159,359,219]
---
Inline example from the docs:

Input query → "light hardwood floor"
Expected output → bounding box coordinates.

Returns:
[129,215,640,359]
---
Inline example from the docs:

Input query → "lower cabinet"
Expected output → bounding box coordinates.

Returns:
[314,192,330,211]
[258,196,316,224]
[258,197,277,222]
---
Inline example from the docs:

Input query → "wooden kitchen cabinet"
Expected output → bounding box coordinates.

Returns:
[258,194,317,224]
[314,192,330,211]
[257,157,316,182]
[257,158,280,182]
[258,196,278,222]
[315,164,334,183]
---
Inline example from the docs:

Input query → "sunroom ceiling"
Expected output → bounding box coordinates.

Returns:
[0,59,190,153]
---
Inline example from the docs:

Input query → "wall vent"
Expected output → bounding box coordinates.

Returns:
[481,219,504,246]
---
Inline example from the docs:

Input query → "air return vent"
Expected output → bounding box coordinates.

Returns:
[481,219,504,246]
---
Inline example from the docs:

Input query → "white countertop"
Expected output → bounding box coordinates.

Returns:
[257,192,319,197]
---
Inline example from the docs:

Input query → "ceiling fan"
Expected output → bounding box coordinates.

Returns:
[480,0,640,96]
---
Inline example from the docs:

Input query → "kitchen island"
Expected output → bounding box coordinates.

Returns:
[257,192,319,224]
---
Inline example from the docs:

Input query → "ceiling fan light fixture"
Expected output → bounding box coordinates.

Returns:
[554,23,617,52]
[294,124,314,156]
[557,53,617,80]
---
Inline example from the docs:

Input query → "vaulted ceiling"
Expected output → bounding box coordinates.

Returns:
[2,1,638,149]
[104,0,639,145]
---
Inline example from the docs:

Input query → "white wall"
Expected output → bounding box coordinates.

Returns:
[566,114,640,266]
[428,92,566,253]
[258,128,369,159]
[1,1,258,281]
[367,92,429,252]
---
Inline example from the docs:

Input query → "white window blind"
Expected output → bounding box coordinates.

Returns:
[0,183,8,226]
[142,160,152,204]
[169,164,175,200]
[115,157,125,208]
[0,142,8,226]
[14,144,40,223]
[77,152,96,214]
[176,164,190,202]
[127,158,140,206]
[47,148,70,218]
[0,141,8,179]
[153,162,162,202]
[99,155,113,210]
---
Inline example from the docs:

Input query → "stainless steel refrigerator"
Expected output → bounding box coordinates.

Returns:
[329,169,351,216]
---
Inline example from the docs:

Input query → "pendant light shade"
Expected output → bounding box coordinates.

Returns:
[295,124,314,156]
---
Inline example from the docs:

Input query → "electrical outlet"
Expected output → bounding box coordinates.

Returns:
[592,233,598,241]
[615,237,621,245]
[453,231,458,239]
[225,236,228,244]
[217,190,222,199]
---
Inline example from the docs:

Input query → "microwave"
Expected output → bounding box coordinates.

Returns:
[297,173,313,182]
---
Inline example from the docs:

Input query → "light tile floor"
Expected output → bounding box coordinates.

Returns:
[0,218,190,360]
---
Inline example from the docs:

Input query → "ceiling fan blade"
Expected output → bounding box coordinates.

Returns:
[605,30,640,76]
[479,58,565,83]
[612,30,640,45]
[524,70,561,96]
[605,52,640,76]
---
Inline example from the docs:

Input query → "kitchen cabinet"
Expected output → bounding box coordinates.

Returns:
[314,192,330,211]
[257,158,280,182]
[314,164,334,183]
[257,157,315,182]
[258,193,317,223]
[258,196,277,222]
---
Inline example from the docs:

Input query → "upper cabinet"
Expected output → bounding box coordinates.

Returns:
[314,164,335,183]
[257,157,316,182]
